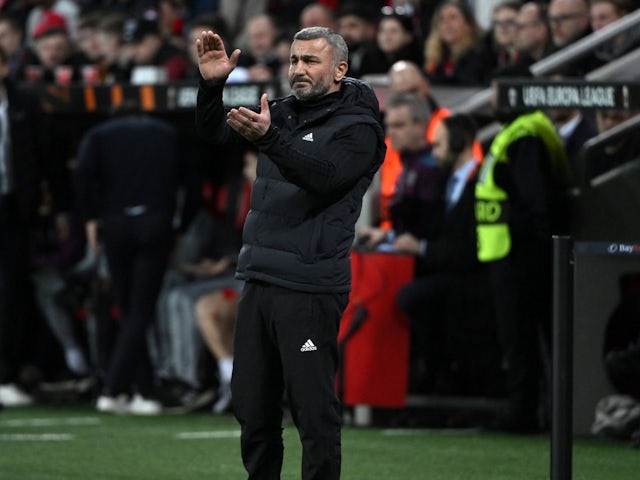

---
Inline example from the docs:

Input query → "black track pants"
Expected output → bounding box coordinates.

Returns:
[232,281,349,480]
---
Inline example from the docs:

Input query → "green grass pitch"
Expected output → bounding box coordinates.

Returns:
[0,405,638,479]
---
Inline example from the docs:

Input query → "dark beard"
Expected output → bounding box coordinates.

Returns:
[291,77,332,102]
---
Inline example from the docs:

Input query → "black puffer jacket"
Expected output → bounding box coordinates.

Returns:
[196,77,386,292]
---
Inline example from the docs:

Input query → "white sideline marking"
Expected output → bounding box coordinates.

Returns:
[176,430,241,440]
[0,417,101,428]
[382,428,480,436]
[0,433,74,442]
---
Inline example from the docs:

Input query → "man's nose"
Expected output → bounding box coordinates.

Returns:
[292,61,306,76]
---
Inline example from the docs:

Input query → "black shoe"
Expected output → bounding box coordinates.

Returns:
[161,387,216,414]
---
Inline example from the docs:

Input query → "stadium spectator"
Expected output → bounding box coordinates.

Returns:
[484,0,522,73]
[358,93,443,249]
[299,2,338,30]
[75,11,103,68]
[548,0,591,48]
[95,13,132,84]
[478,65,572,432]
[358,10,423,77]
[377,61,447,230]
[217,0,269,45]
[75,104,193,415]
[152,155,249,398]
[513,1,554,65]
[423,0,490,85]
[21,10,86,84]
[123,14,190,82]
[336,2,377,78]
[546,70,598,176]
[393,115,485,395]
[158,0,188,47]
[266,0,318,31]
[548,107,597,176]
[590,0,630,30]
[236,14,281,80]
[377,60,483,231]
[0,45,68,407]
[29,203,90,379]
[194,286,241,414]
[192,151,257,415]
[590,0,640,64]
[0,14,28,81]
[547,0,603,73]
[195,26,385,479]
[25,0,80,44]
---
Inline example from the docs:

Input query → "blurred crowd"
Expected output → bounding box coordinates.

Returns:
[0,0,638,88]
[1,0,640,434]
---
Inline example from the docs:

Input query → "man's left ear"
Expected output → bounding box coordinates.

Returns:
[334,61,348,82]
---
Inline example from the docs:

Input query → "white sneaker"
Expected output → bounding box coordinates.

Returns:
[212,384,232,415]
[96,394,130,414]
[128,394,162,415]
[0,384,33,407]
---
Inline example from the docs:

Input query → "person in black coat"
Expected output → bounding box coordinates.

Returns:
[196,27,385,480]
[0,45,69,407]
[392,115,486,394]
[75,104,198,415]
[358,11,424,78]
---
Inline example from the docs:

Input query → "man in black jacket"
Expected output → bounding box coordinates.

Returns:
[196,27,385,480]
[75,106,199,415]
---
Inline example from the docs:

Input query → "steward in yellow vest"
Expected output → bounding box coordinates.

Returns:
[475,110,571,262]
[475,106,571,433]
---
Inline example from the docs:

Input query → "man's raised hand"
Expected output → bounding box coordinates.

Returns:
[227,93,271,142]
[196,31,241,84]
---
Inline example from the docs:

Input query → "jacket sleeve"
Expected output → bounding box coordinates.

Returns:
[195,80,249,146]
[253,121,380,196]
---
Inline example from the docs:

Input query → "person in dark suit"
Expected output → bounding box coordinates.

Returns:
[392,115,485,394]
[75,103,198,415]
[393,115,480,271]
[548,107,598,177]
[0,44,69,407]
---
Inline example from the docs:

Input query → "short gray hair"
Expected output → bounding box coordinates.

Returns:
[293,27,349,67]
[386,93,431,123]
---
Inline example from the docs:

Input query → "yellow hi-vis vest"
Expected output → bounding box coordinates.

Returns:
[475,110,569,262]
